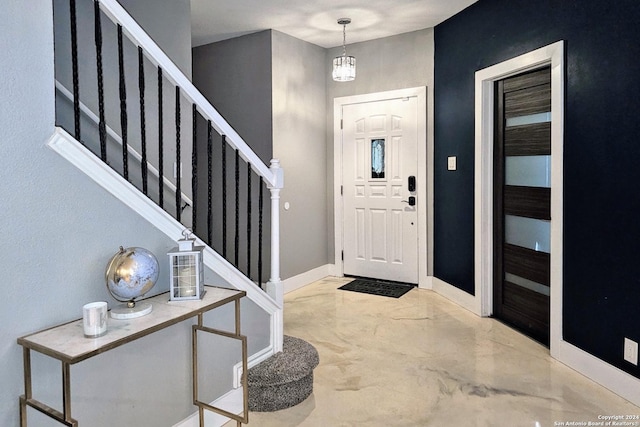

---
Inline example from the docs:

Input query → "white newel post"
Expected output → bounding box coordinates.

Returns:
[266,159,284,352]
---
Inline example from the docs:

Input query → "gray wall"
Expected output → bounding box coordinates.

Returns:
[1,1,268,426]
[325,29,435,271]
[192,31,273,283]
[191,28,434,281]
[119,0,192,78]
[192,31,273,164]
[272,30,328,279]
[193,30,328,280]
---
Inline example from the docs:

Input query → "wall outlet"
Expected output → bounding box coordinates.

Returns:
[624,338,638,365]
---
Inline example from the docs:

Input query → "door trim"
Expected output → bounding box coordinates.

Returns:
[333,87,429,287]
[474,41,564,349]
[472,41,640,407]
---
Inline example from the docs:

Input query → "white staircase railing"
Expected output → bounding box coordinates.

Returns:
[99,0,276,185]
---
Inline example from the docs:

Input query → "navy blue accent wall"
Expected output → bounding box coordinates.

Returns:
[434,0,640,377]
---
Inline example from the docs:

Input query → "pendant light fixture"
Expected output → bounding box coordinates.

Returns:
[332,18,356,82]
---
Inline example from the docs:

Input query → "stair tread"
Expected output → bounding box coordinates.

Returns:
[248,336,319,386]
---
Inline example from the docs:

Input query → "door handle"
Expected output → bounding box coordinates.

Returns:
[401,196,416,206]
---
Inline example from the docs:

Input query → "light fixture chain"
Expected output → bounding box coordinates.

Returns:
[343,23,347,56]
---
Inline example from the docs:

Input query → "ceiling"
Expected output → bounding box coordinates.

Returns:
[191,0,479,48]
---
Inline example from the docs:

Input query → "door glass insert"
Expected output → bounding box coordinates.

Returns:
[371,139,385,179]
[505,272,550,296]
[505,215,550,253]
[505,155,551,187]
[505,112,551,127]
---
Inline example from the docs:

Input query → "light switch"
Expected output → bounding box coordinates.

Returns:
[447,156,457,171]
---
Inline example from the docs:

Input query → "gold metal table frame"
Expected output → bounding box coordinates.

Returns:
[17,286,248,427]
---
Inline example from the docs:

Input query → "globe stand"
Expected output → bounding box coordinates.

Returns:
[105,246,159,320]
[110,300,153,319]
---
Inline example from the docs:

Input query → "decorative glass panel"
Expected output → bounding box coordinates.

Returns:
[371,139,385,179]
[505,155,551,187]
[505,112,551,127]
[505,272,550,296]
[173,254,197,298]
[505,215,550,253]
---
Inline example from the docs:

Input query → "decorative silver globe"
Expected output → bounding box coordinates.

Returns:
[105,246,159,319]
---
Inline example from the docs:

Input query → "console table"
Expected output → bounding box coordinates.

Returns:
[17,285,248,427]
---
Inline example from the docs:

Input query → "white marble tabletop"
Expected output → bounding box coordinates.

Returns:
[18,286,245,364]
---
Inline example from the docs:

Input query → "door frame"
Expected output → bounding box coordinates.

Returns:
[333,87,429,287]
[466,39,640,407]
[474,41,564,353]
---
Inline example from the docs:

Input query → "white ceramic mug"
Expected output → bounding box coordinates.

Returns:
[83,301,108,338]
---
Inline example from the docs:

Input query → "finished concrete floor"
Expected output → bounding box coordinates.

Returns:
[230,277,639,426]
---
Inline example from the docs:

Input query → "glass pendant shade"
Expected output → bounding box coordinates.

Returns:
[333,55,356,81]
[333,18,355,82]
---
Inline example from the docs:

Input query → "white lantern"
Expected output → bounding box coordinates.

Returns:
[169,229,205,301]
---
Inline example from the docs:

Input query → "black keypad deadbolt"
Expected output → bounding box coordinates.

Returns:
[408,176,416,192]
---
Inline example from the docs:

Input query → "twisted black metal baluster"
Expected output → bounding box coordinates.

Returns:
[138,47,148,195]
[247,164,252,279]
[70,0,81,142]
[175,86,181,222]
[207,121,213,245]
[192,104,198,233]
[117,24,128,181]
[158,67,164,208]
[222,135,227,258]
[94,0,106,160]
[258,177,264,288]
[234,149,240,268]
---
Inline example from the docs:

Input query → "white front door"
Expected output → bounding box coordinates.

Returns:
[341,96,419,284]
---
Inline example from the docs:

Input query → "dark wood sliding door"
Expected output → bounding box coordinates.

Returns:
[494,66,551,346]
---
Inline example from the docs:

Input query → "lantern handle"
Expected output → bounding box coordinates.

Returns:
[182,228,194,240]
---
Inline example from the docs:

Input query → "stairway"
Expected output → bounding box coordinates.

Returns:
[247,336,319,412]
[52,0,285,348]
[51,3,289,421]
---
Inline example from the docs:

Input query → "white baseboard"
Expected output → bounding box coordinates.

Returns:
[173,387,244,427]
[419,275,434,290]
[233,345,275,389]
[328,263,342,277]
[431,277,640,407]
[283,264,333,294]
[177,344,278,426]
[556,340,640,407]
[432,276,479,315]
[230,263,328,382]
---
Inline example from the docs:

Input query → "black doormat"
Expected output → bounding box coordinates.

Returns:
[338,279,414,298]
